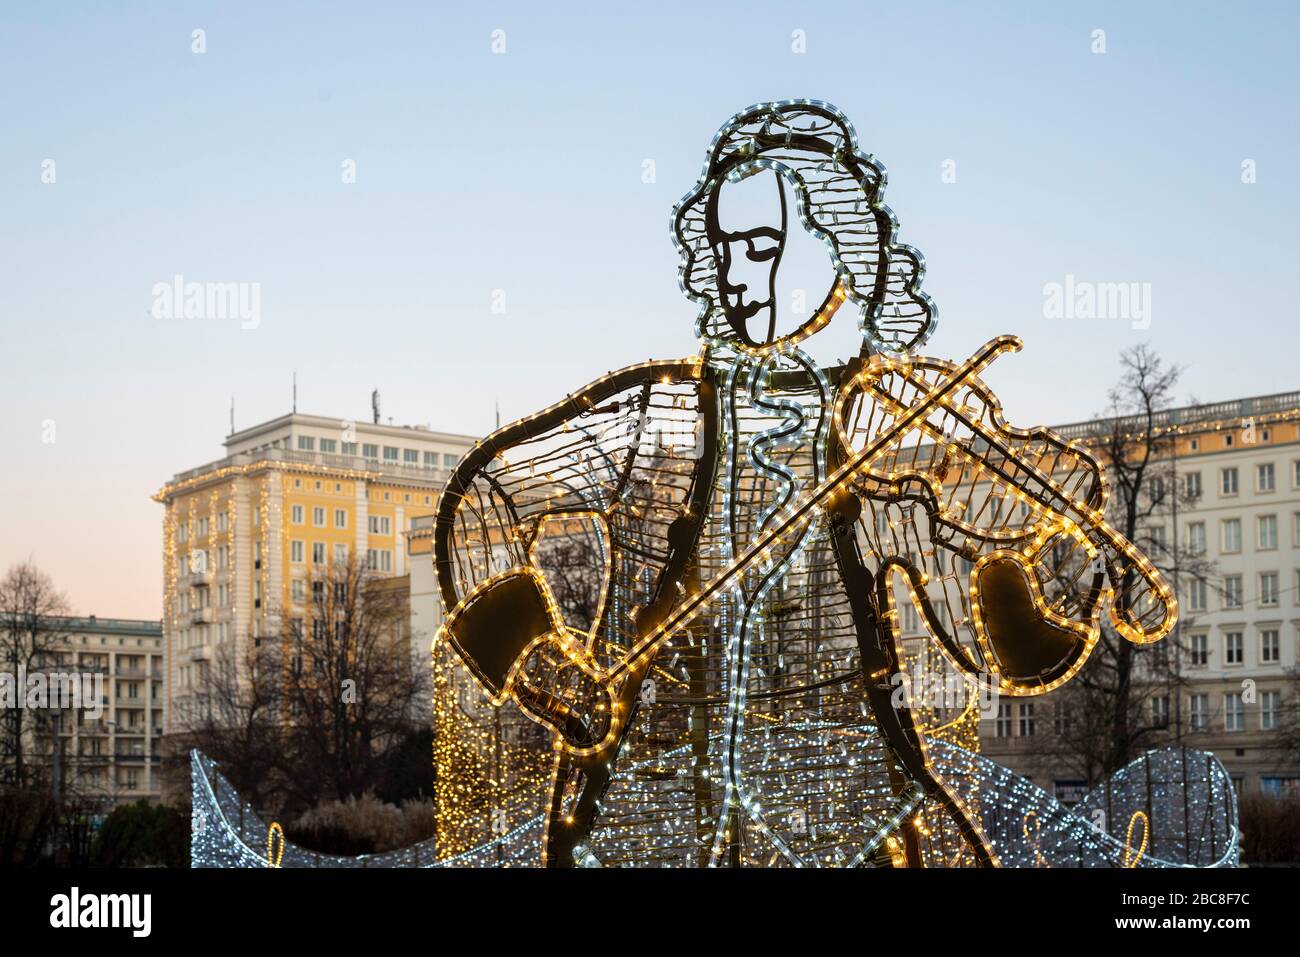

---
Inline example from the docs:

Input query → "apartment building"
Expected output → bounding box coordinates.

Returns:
[976,392,1300,798]
[153,412,476,754]
[20,616,164,805]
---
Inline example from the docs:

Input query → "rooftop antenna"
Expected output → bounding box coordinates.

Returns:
[371,389,380,425]
[495,400,500,430]
[293,371,298,413]
[230,396,235,435]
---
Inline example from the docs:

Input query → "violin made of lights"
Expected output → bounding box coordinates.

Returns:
[437,336,1176,755]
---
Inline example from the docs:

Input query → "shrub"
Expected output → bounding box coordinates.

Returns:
[290,792,435,855]
[1238,792,1300,865]
[93,800,189,867]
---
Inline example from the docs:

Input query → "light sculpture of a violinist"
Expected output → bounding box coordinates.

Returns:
[432,100,1176,868]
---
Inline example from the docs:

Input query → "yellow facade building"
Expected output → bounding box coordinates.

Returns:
[154,413,476,751]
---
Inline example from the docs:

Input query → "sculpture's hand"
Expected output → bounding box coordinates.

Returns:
[513,633,619,752]
[439,569,622,753]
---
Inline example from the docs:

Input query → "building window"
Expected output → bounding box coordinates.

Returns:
[424,451,437,467]
[217,545,228,569]
[1221,467,1238,496]
[383,446,399,462]
[312,506,326,527]
[334,543,348,565]
[1186,522,1206,555]
[342,441,357,455]
[312,542,326,565]
[197,516,209,539]
[1190,694,1209,730]
[1258,462,1276,492]
[178,524,188,544]
[1294,461,1300,488]
[1190,633,1208,666]
[292,579,305,603]
[217,584,228,607]
[368,515,391,535]
[1261,691,1281,730]
[217,511,229,533]
[1224,631,1244,665]
[297,436,315,451]
[1259,514,1278,550]
[1151,695,1169,727]
[1221,519,1241,553]
[291,504,304,525]
[403,448,419,464]
[995,702,1012,738]
[334,508,347,528]
[320,438,337,453]
[1223,575,1243,609]
[444,453,459,468]
[1184,471,1202,498]
[1146,525,1167,555]
[291,540,304,564]
[1259,628,1280,664]
[1189,438,1200,452]
[362,443,379,460]
[1260,571,1279,607]
[366,548,393,573]
[1188,579,1207,612]
[900,600,919,633]
[1018,703,1035,737]
[1224,693,1245,732]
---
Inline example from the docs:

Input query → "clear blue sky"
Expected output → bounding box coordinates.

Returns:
[2,1,1297,617]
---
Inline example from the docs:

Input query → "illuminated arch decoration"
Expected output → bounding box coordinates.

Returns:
[190,745,1239,868]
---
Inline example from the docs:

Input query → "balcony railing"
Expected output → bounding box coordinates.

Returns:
[1054,390,1300,441]
[170,446,456,487]
[181,569,213,589]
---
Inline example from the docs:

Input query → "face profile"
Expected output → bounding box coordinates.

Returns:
[674,100,937,356]
[706,169,789,346]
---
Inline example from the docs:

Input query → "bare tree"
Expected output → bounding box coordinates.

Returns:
[176,637,287,813]
[1034,345,1216,784]
[279,557,429,808]
[0,561,72,788]
[183,557,430,819]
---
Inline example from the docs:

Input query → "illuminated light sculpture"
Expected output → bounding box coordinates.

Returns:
[426,100,1187,867]
[190,101,1234,868]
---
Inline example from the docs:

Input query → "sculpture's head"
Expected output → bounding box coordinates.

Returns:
[673,100,935,356]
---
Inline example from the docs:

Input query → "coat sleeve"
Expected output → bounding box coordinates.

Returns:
[433,358,719,694]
